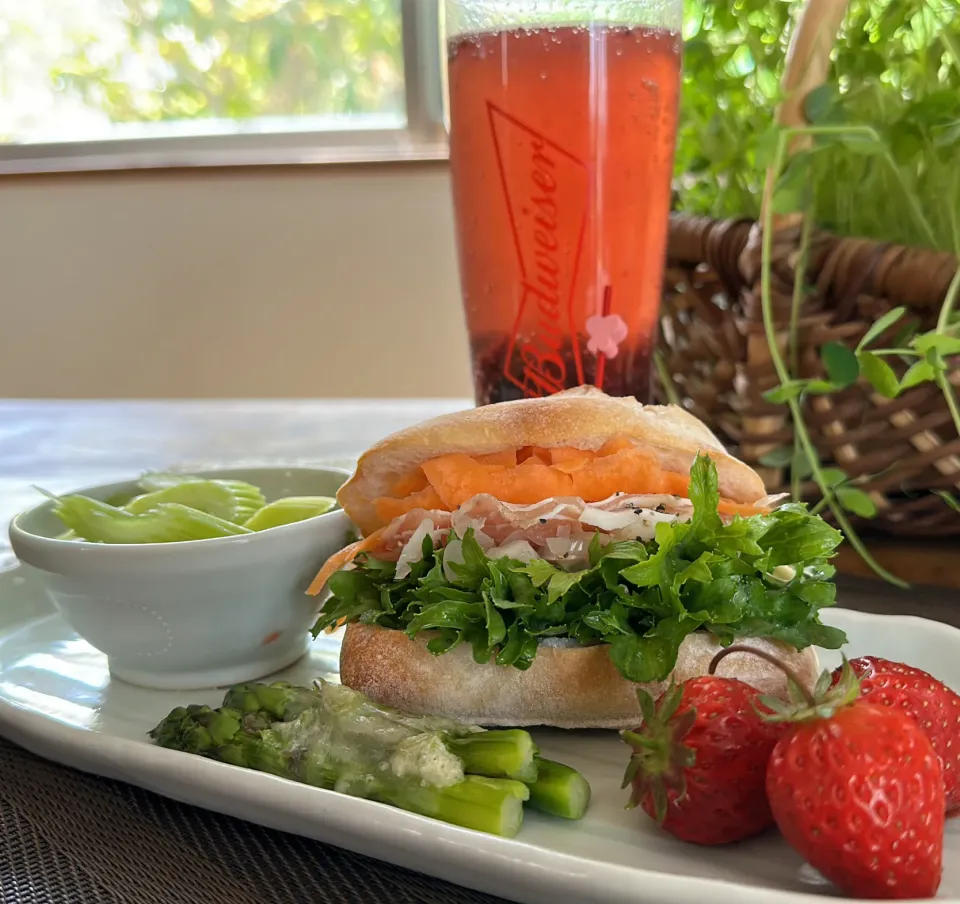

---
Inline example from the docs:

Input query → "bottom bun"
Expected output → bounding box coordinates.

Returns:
[338,623,821,730]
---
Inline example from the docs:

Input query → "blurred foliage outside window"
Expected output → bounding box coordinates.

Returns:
[0,0,405,144]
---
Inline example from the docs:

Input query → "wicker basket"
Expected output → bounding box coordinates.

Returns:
[657,0,960,538]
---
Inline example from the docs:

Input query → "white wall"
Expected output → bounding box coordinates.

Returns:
[0,164,473,398]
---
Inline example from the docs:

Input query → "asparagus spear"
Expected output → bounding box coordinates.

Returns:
[222,680,540,782]
[150,685,530,836]
[448,728,539,783]
[526,757,592,820]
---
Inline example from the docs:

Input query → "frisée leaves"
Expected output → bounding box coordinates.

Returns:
[312,455,846,683]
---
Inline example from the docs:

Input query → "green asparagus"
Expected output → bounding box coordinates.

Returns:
[221,680,539,782]
[151,680,531,836]
[526,757,592,820]
[149,679,592,836]
[448,728,539,783]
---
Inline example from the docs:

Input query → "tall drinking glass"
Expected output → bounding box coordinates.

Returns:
[445,0,683,405]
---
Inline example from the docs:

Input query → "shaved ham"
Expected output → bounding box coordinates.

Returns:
[373,508,452,561]
[578,508,645,531]
[314,488,783,591]
[395,518,446,579]
[487,539,540,562]
[442,538,465,582]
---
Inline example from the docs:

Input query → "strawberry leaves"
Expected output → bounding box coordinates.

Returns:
[621,682,697,822]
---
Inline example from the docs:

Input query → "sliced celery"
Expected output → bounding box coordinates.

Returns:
[125,479,265,525]
[243,496,337,531]
[52,496,252,543]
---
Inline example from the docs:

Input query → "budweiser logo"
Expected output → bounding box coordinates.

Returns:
[487,102,589,398]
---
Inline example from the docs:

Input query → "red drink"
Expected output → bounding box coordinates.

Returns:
[447,24,681,405]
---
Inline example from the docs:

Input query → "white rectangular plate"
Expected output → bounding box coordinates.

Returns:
[0,564,957,904]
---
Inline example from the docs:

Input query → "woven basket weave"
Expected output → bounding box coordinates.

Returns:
[657,0,960,538]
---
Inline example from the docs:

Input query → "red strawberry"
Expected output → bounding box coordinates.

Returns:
[749,655,945,900]
[831,656,960,813]
[620,676,786,845]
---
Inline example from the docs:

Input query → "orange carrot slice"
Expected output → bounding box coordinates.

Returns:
[306,527,385,596]
[422,453,575,508]
[374,486,445,522]
[389,471,429,497]
[476,449,518,467]
[549,447,595,473]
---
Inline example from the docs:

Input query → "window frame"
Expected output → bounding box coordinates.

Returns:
[0,0,448,175]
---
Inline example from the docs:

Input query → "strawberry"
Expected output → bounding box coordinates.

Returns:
[729,651,946,900]
[620,676,785,845]
[831,656,960,813]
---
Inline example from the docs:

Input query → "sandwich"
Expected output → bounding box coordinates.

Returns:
[308,387,846,729]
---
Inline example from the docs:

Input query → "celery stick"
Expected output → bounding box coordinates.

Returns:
[52,495,252,543]
[125,479,265,524]
[243,496,337,531]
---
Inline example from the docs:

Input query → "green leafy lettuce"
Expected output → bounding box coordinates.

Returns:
[312,455,846,683]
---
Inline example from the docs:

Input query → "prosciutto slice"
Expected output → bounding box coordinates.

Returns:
[375,494,692,573]
[372,491,786,575]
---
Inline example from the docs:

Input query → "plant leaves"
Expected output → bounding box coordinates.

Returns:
[764,381,807,404]
[792,446,817,480]
[935,491,960,513]
[759,447,793,468]
[754,125,782,170]
[805,379,841,395]
[925,348,949,372]
[518,559,557,588]
[912,333,960,357]
[858,351,901,398]
[839,131,887,156]
[773,155,814,214]
[818,468,848,489]
[899,359,936,390]
[857,307,906,351]
[836,486,878,518]
[546,570,587,605]
[609,616,702,683]
[821,341,860,387]
[804,83,841,124]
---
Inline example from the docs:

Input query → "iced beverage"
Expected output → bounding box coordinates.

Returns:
[447,17,681,405]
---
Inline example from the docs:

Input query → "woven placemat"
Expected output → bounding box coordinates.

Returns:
[0,736,510,904]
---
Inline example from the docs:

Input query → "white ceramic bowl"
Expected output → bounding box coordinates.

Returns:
[8,466,353,691]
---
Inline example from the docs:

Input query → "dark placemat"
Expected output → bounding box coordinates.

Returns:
[0,736,510,904]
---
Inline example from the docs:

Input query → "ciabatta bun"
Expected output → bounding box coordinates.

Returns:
[338,387,767,535]
[339,623,820,730]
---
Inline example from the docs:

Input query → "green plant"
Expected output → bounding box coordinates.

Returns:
[676,0,960,252]
[674,0,960,585]
[758,121,960,586]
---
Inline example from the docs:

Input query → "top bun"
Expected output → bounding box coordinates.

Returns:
[339,387,766,536]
